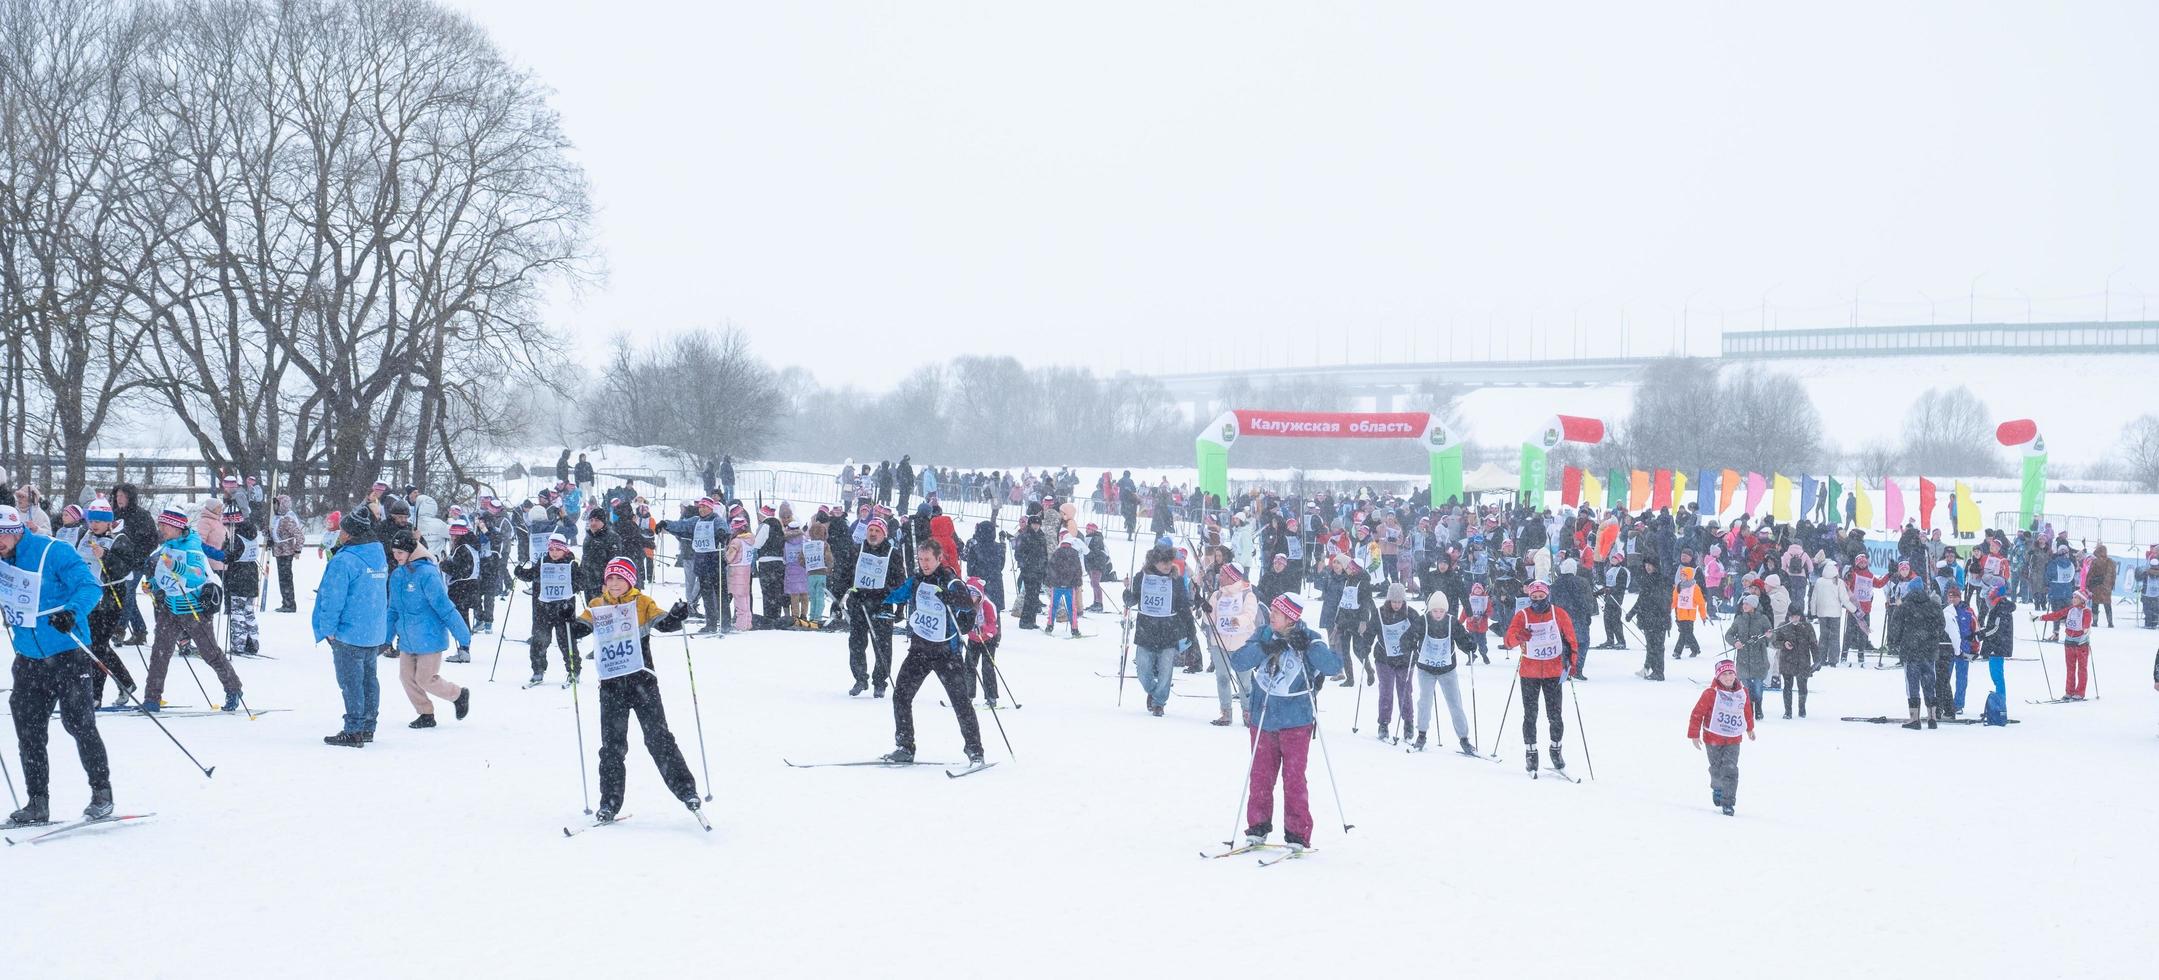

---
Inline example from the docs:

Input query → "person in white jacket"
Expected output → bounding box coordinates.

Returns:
[1808,560,1856,669]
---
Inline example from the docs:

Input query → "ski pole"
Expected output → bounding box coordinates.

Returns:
[67,634,216,778]
[1116,611,1132,706]
[2028,615,2057,700]
[1486,669,1518,759]
[568,670,591,815]
[680,632,715,801]
[1467,641,1479,745]
[1564,666,1596,781]
[987,646,1023,709]
[488,579,518,682]
[975,654,1017,761]
[1225,672,1272,846]
[1303,670,1354,835]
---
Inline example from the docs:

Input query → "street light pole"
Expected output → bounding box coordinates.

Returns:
[1968,272,1986,324]
[2104,265,2125,322]
[1851,276,1875,329]
[1759,282,1781,332]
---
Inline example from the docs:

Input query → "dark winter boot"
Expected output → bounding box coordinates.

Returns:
[1900,705,1923,730]
[84,788,114,821]
[848,680,868,697]
[1925,708,1938,730]
[1243,822,1271,847]
[879,747,915,765]
[221,690,242,713]
[595,802,620,823]
[6,797,50,827]
[1525,747,1540,773]
[1284,830,1311,851]
[408,714,436,729]
[1798,693,1807,719]
[1549,743,1566,771]
[453,688,471,721]
[1412,731,1427,750]
[322,731,366,748]
[529,671,546,687]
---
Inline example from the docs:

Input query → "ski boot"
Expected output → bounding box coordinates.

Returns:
[528,671,546,687]
[1720,805,1735,816]
[1374,725,1390,741]
[595,803,620,823]
[966,750,985,766]
[221,690,242,713]
[985,697,999,710]
[1243,822,1271,849]
[1284,831,1310,852]
[1401,719,1415,742]
[878,747,915,765]
[1411,731,1427,750]
[5,797,50,827]
[1458,740,1479,757]
[84,788,114,821]
[1549,743,1566,771]
[1526,747,1540,774]
[873,685,888,699]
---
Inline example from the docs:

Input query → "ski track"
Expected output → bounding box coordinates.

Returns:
[5,547,2157,978]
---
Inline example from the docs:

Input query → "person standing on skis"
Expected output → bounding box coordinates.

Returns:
[875,540,986,769]
[1,504,115,827]
[1230,595,1342,853]
[1503,580,1579,775]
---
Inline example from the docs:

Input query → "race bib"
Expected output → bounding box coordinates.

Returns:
[909,588,950,641]
[1285,536,1303,559]
[1707,688,1748,738]
[539,562,573,603]
[804,540,827,573]
[1252,648,1307,696]
[1525,618,1563,661]
[1982,555,2005,579]
[692,519,718,553]
[1852,578,1873,602]
[1469,595,1488,617]
[153,557,187,597]
[1139,574,1173,618]
[528,531,551,556]
[590,603,644,680]
[1337,585,1360,610]
[0,557,41,629]
[1380,618,1410,652]
[1416,631,1456,670]
[1213,592,1245,635]
[1677,587,1696,611]
[238,534,260,563]
[854,550,891,590]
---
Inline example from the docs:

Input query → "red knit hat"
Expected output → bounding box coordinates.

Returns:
[1269,594,1304,622]
[604,557,638,586]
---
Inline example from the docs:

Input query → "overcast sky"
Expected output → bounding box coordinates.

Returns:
[451,1,2158,388]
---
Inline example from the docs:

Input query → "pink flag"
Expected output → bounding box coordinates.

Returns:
[1743,472,1767,514]
[1884,479,1905,530]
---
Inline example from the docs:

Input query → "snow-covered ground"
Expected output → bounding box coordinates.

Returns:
[6,542,2157,978]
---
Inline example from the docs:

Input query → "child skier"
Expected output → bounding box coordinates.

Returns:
[1229,595,1343,853]
[962,577,1001,707]
[1686,658,1755,816]
[877,540,987,769]
[514,532,587,687]
[2036,590,2095,700]
[574,558,700,823]
[1461,581,1492,664]
[222,504,261,657]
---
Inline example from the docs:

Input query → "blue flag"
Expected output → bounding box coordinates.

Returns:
[1800,476,1818,521]
[1695,468,1714,515]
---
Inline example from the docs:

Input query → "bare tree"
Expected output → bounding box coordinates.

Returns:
[2118,414,2159,492]
[1896,386,2003,475]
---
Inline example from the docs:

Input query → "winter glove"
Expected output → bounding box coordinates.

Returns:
[654,601,690,633]
[569,618,594,640]
[48,609,76,635]
[514,563,537,581]
[198,582,225,611]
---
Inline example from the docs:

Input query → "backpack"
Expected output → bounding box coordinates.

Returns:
[1982,690,2008,727]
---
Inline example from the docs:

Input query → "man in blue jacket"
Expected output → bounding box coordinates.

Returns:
[314,508,391,747]
[1,504,114,825]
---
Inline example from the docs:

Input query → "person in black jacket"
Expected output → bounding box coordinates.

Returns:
[1257,553,1297,608]
[1123,546,1197,716]
[1554,558,1595,679]
[578,510,617,602]
[1974,581,2016,715]
[895,456,915,517]
[108,482,158,646]
[221,505,262,657]
[514,533,587,686]
[1626,555,1673,681]
[1012,513,1048,629]
[875,539,984,766]
[962,520,1006,611]
[441,518,483,646]
[1595,549,1631,649]
[844,517,904,696]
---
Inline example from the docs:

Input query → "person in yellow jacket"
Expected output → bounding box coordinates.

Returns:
[574,558,700,824]
[1671,565,1708,659]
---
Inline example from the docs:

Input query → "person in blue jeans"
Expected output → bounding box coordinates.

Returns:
[1122,546,1197,716]
[313,507,390,747]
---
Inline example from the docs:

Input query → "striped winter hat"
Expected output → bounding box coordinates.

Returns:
[157,507,191,530]
[86,497,114,522]
[61,503,84,523]
[604,557,638,586]
[1269,593,1304,622]
[0,505,22,533]
[448,517,470,535]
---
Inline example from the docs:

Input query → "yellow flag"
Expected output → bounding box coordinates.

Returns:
[1771,474,1794,522]
[1581,471,1603,509]
[1672,470,1689,502]
[1954,481,1981,534]
[1854,481,1875,529]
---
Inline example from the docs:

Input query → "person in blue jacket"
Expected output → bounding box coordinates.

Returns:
[1230,594,1342,854]
[142,506,245,713]
[383,528,472,730]
[314,508,391,747]
[1,504,114,825]
[2041,544,2077,638]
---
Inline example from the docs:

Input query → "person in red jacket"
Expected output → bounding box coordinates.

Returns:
[1502,580,1578,775]
[1844,554,1891,663]
[1687,658,1756,816]
[2035,589,2095,699]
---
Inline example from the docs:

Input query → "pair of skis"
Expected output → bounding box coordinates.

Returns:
[1200,841,1316,866]
[4,813,156,846]
[784,758,999,779]
[562,808,715,837]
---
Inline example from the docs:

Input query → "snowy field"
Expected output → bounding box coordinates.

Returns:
[5,543,2157,979]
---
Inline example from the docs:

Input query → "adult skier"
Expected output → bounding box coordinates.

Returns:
[1502,580,1579,775]
[1401,590,1478,753]
[1123,545,1198,717]
[875,540,986,769]
[143,507,245,714]
[844,516,904,697]
[1,505,114,825]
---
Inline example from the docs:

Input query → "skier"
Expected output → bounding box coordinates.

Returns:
[1626,555,1670,680]
[875,540,986,768]
[1123,545,1197,716]
[1371,583,1417,741]
[1686,658,1755,816]
[1973,582,2016,722]
[1594,549,1630,649]
[1845,553,1890,662]
[313,508,389,746]
[574,558,700,823]
[54,497,139,705]
[961,577,1002,707]
[1502,580,1580,775]
[1402,590,1478,753]
[844,516,902,697]
[1230,595,1342,853]
[514,532,587,687]
[1808,560,1853,669]
[143,506,245,714]
[221,504,262,657]
[1012,512,1047,629]
[2035,590,2094,700]
[383,528,472,728]
[1204,560,1259,727]
[1325,552,1375,686]
[440,518,483,648]
[1,504,114,826]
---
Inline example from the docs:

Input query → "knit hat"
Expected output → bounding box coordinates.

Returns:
[604,557,638,586]
[1269,594,1304,622]
[1271,553,1289,569]
[965,576,986,600]
[448,517,470,535]
[372,480,390,493]
[1526,580,1550,598]
[0,505,21,534]
[61,503,84,523]
[157,506,192,530]
[696,497,717,511]
[1219,563,1247,585]
[547,532,570,551]
[1715,658,1737,677]
[1085,523,1099,533]
[342,507,374,537]
[1426,591,1450,615]
[1559,557,1577,575]
[866,516,888,535]
[1385,582,1407,603]
[86,497,113,522]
